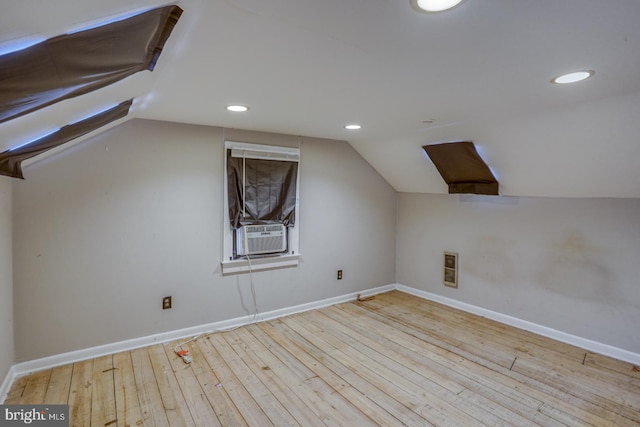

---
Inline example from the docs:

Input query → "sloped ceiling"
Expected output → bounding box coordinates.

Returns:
[2,0,640,197]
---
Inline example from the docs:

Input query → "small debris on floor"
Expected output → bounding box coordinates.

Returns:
[356,293,375,302]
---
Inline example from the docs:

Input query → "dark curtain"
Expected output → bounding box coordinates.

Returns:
[0,99,132,179]
[227,150,298,229]
[423,141,499,195]
[0,5,182,124]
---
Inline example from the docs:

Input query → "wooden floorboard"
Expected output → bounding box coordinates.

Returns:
[4,290,640,426]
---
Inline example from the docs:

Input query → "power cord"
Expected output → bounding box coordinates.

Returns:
[172,254,260,364]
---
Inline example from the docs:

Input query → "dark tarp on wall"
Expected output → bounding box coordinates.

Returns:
[0,5,182,124]
[0,99,132,179]
[227,150,298,230]
[423,141,499,195]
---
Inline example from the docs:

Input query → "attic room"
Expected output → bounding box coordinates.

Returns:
[1,0,639,425]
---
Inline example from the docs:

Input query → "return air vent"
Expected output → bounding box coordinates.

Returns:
[444,251,458,288]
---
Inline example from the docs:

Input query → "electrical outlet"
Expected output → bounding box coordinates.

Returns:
[162,296,172,309]
[337,269,343,280]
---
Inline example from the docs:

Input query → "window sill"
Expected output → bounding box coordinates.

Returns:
[221,254,301,275]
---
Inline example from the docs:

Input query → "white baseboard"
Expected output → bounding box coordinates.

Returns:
[0,365,17,404]
[396,284,640,366]
[1,284,394,402]
[4,282,639,403]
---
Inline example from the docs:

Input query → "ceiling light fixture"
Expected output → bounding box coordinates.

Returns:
[551,70,594,84]
[345,124,362,130]
[226,105,249,112]
[411,0,464,13]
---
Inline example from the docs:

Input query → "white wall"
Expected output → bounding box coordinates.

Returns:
[0,177,13,382]
[12,119,397,361]
[397,193,640,353]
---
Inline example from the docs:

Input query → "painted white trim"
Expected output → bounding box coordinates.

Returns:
[256,284,394,323]
[0,365,17,404]
[4,282,639,402]
[396,284,640,365]
[222,140,301,268]
[225,141,300,158]
[221,254,301,275]
[7,284,395,381]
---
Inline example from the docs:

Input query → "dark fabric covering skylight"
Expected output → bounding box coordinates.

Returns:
[227,150,298,230]
[0,5,182,124]
[423,141,499,195]
[0,99,132,179]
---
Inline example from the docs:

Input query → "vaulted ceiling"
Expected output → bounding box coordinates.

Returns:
[2,0,640,197]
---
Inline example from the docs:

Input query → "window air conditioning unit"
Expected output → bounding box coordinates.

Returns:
[236,224,287,256]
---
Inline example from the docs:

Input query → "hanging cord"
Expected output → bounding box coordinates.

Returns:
[245,254,259,323]
[171,262,260,359]
[173,155,260,363]
[244,227,258,323]
[172,144,261,361]
[242,152,246,222]
[239,149,258,323]
[239,150,258,322]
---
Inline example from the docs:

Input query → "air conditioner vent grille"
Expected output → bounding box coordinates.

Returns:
[247,224,284,233]
[236,224,287,256]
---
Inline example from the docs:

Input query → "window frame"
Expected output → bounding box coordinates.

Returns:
[221,141,301,275]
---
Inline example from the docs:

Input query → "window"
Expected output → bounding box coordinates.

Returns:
[221,141,300,274]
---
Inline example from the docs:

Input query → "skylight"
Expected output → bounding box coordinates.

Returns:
[423,141,499,195]
[0,37,46,57]
[0,99,133,179]
[0,5,182,124]
[8,129,61,152]
[65,8,157,35]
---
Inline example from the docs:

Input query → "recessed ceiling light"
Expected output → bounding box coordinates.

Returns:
[226,105,249,112]
[411,0,464,13]
[345,124,362,130]
[551,70,594,84]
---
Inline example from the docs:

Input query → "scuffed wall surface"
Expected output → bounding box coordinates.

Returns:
[397,193,640,353]
[12,119,396,361]
[0,177,13,382]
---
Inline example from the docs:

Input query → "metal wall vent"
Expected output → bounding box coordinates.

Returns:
[444,251,458,288]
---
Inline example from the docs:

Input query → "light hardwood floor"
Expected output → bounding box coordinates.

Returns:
[5,290,640,426]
